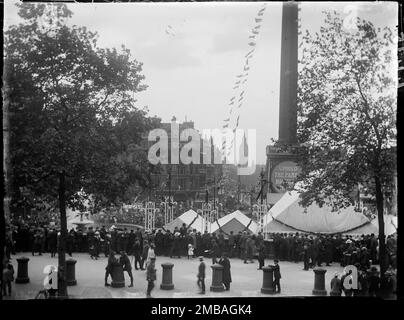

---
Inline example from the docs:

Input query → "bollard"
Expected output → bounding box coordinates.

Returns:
[15,257,30,284]
[312,268,327,296]
[261,265,275,294]
[160,263,174,290]
[66,259,77,286]
[111,263,125,288]
[210,264,225,292]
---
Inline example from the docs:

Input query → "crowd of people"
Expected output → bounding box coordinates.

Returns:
[4,217,397,298]
[6,219,397,269]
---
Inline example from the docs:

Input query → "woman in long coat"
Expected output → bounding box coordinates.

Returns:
[218,253,232,290]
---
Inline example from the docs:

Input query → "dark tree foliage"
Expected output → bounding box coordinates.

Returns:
[4,2,160,296]
[296,11,396,274]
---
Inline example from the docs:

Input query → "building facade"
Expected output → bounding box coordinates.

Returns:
[142,116,222,205]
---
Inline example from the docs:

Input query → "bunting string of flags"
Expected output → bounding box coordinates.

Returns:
[221,2,267,155]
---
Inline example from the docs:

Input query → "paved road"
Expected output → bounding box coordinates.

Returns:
[6,253,344,299]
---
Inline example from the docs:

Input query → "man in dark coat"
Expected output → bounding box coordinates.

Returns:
[47,228,57,258]
[120,251,134,287]
[132,238,142,270]
[110,228,118,253]
[257,241,266,270]
[195,232,203,257]
[218,253,232,290]
[302,242,310,271]
[324,236,333,266]
[202,231,211,256]
[273,259,282,293]
[171,233,181,258]
[211,240,220,265]
[217,231,225,254]
[330,273,342,296]
[197,256,206,294]
[163,230,173,256]
[154,230,164,256]
[368,267,380,297]
[228,231,235,258]
[141,240,150,270]
[369,234,378,263]
[105,251,117,286]
[240,232,248,263]
[146,257,157,298]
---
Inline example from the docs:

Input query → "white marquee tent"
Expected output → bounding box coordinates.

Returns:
[211,210,258,234]
[163,209,210,233]
[343,214,398,235]
[263,191,372,234]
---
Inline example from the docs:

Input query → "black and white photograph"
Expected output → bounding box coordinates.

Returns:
[1,0,400,305]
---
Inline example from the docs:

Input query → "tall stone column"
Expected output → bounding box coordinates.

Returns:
[278,1,298,145]
[266,2,300,199]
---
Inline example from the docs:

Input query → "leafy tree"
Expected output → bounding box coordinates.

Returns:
[296,11,396,274]
[5,2,159,296]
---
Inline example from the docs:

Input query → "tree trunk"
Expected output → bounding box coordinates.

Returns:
[1,82,11,300]
[58,171,68,297]
[374,175,386,276]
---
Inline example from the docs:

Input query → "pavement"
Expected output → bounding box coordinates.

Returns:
[5,253,345,299]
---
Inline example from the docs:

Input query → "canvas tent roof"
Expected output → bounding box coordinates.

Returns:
[211,210,258,234]
[342,222,378,235]
[263,191,371,234]
[262,214,300,233]
[344,215,397,235]
[164,209,209,233]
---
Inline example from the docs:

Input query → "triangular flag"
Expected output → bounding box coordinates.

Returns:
[245,49,255,58]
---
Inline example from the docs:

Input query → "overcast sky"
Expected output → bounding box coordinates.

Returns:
[5,1,397,164]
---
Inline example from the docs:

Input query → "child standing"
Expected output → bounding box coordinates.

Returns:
[188,244,194,259]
